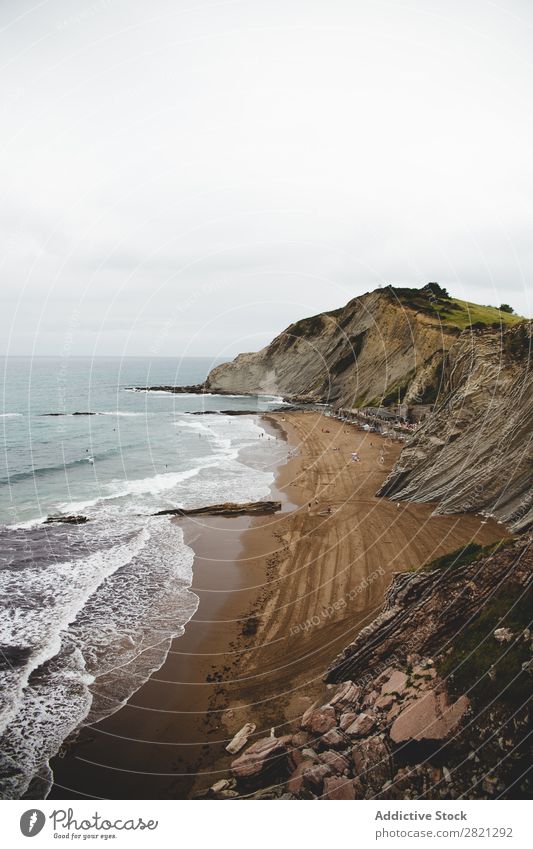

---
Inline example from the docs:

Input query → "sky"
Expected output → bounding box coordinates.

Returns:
[1,0,532,358]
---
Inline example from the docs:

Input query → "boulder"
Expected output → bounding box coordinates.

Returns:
[287,762,331,795]
[352,736,394,792]
[390,691,470,744]
[44,515,88,525]
[322,776,358,800]
[375,693,396,711]
[225,722,256,754]
[291,731,311,748]
[362,689,379,707]
[318,750,350,774]
[320,728,347,749]
[231,736,291,784]
[345,712,377,737]
[381,670,408,696]
[301,705,337,734]
[211,779,232,794]
[154,500,281,517]
[339,711,357,731]
[328,681,360,710]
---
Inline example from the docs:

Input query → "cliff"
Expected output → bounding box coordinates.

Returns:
[206,286,530,530]
[206,287,461,406]
[378,321,533,532]
[205,285,521,408]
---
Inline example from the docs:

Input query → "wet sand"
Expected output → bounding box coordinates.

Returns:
[50,411,508,799]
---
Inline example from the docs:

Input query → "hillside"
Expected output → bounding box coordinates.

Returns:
[205,284,531,530]
[205,284,523,408]
[384,285,523,331]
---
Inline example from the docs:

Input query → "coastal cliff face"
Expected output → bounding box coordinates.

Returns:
[378,321,533,532]
[206,289,458,406]
[206,287,531,530]
[209,537,531,800]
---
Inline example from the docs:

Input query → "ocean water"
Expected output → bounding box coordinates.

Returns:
[0,356,286,799]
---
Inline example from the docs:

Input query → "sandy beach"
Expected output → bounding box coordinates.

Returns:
[50,411,508,800]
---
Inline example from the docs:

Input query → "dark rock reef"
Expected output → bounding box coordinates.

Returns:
[44,515,88,525]
[153,500,281,517]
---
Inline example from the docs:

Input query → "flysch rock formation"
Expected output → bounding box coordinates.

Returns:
[206,537,531,800]
[204,286,531,530]
[205,288,458,407]
[378,321,532,532]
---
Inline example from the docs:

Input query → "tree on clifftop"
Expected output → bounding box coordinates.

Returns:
[499,303,514,314]
[424,282,451,299]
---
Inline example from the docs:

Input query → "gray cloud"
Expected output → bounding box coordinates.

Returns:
[1,0,531,356]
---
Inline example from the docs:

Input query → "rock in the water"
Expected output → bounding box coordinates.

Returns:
[154,500,281,517]
[390,691,469,744]
[44,515,88,525]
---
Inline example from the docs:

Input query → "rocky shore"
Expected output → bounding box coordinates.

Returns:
[206,536,531,800]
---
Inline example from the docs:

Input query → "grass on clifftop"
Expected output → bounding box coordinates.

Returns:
[386,286,524,331]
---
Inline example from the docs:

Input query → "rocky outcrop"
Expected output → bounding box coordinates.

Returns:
[378,322,533,532]
[204,287,530,531]
[126,384,207,394]
[205,288,459,407]
[44,515,88,524]
[153,500,281,517]
[230,736,292,786]
[326,537,529,683]
[209,537,531,800]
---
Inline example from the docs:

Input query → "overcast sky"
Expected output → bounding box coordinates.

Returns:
[1,0,532,357]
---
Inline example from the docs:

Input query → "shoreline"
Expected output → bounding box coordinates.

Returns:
[49,411,509,800]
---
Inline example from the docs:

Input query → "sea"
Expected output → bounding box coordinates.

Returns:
[0,356,287,799]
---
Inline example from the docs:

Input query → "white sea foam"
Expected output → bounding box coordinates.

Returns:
[0,518,198,799]
[9,516,47,530]
[0,411,281,798]
[0,528,148,738]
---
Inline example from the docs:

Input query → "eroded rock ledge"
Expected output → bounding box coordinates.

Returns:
[153,500,281,517]
[44,515,88,524]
